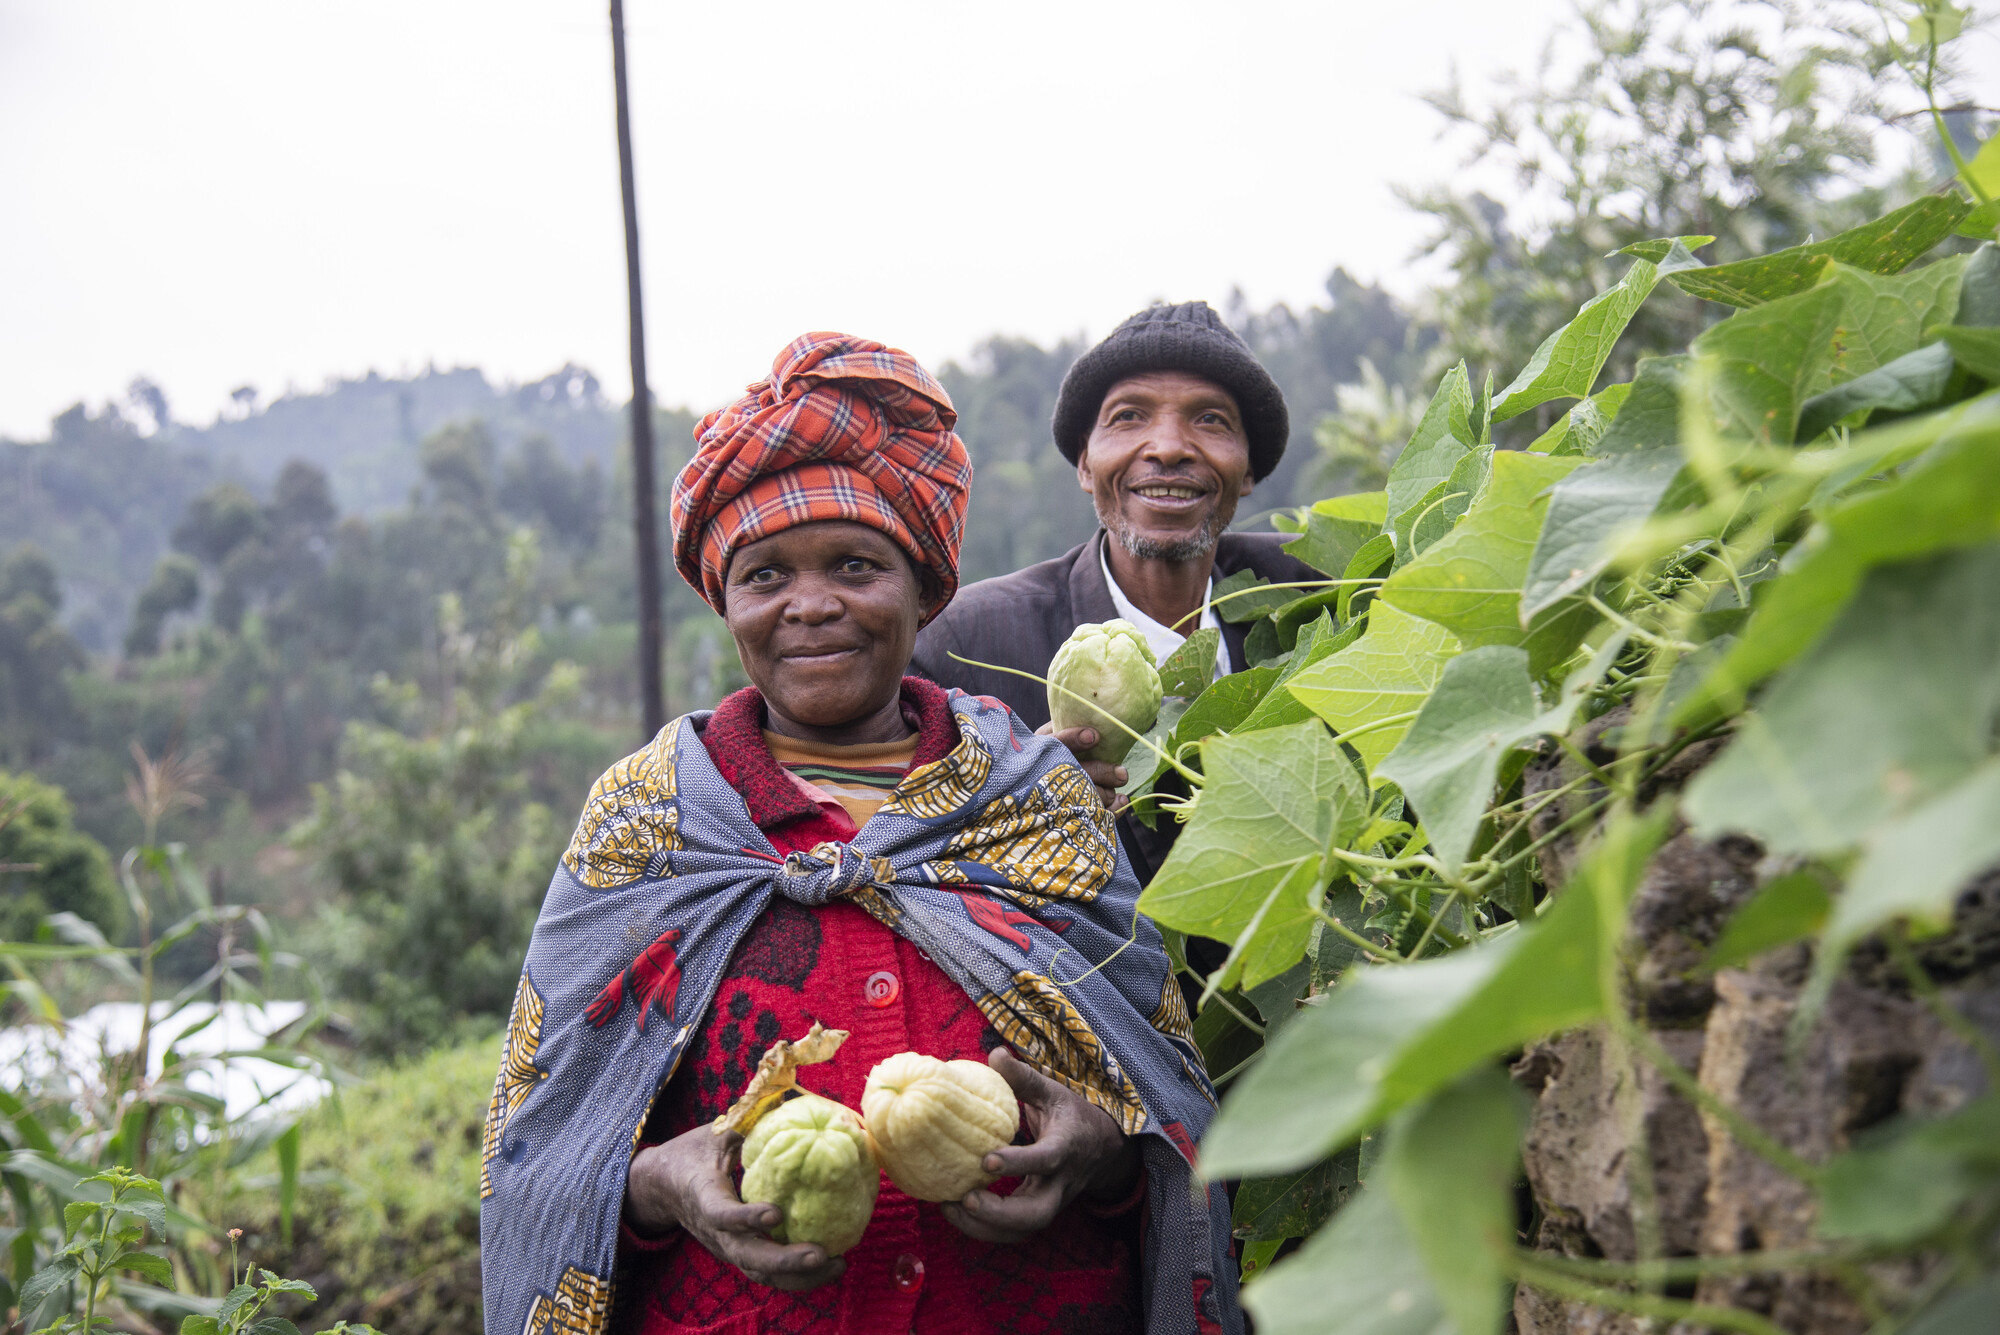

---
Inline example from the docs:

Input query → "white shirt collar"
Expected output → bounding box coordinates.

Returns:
[1100,542,1232,688]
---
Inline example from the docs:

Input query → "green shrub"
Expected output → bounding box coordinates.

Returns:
[200,1036,494,1335]
[0,769,119,942]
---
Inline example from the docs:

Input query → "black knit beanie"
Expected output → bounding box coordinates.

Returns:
[1052,301,1290,481]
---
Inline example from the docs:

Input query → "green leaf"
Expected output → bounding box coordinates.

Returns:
[1286,491,1389,577]
[1796,341,1958,441]
[1192,989,1264,1076]
[1691,256,1967,444]
[1669,197,1973,307]
[1526,381,1632,455]
[1519,449,1687,620]
[1955,244,2000,326]
[1236,613,1352,733]
[1376,646,1584,873]
[1287,602,1461,781]
[1681,397,2000,719]
[1244,958,1312,1043]
[1380,1069,1528,1335]
[1822,258,1968,382]
[1592,353,1687,454]
[1201,806,1664,1177]
[63,1199,96,1238]
[1903,1273,2000,1335]
[1407,445,1491,559]
[1939,326,2000,382]
[113,1195,167,1235]
[1242,1187,1450,1335]
[1960,130,2000,201]
[1166,665,1279,747]
[1212,570,1297,622]
[120,1250,174,1285]
[217,1283,259,1321]
[1380,451,1593,676]
[181,1319,225,1335]
[1233,1149,1359,1241]
[248,1319,305,1335]
[1311,885,1370,987]
[276,1121,300,1248]
[1491,243,1703,423]
[1959,200,2000,241]
[1385,363,1475,532]
[1157,628,1221,698]
[1339,532,1396,622]
[1616,234,1716,263]
[1708,870,1831,970]
[1821,756,2000,972]
[1683,545,2000,857]
[20,1255,81,1317]
[1139,721,1369,988]
[1818,1097,2000,1245]
[1117,697,1190,800]
[1690,279,1846,443]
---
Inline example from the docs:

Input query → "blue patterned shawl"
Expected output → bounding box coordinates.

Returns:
[479,690,1240,1335]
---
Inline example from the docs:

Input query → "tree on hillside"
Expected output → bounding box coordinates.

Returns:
[1404,0,1920,402]
[0,546,85,768]
[1233,269,1433,507]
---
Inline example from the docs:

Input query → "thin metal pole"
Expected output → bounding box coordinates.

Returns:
[610,0,665,738]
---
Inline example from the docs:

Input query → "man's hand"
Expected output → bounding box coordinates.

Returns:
[939,1049,1141,1245]
[1038,723,1129,814]
[625,1125,846,1291]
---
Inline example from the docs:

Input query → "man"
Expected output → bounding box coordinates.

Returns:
[913,300,1317,870]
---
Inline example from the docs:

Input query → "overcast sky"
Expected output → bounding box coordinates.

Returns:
[2,1,1988,439]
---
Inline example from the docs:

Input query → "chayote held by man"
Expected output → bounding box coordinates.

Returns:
[478,332,1241,1335]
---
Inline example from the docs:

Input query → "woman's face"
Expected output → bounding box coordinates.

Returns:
[723,521,924,736]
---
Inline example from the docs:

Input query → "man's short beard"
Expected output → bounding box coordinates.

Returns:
[1098,502,1230,563]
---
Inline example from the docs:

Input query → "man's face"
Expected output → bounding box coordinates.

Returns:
[1078,371,1254,562]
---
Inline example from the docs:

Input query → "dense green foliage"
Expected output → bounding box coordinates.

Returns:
[1132,109,2000,1335]
[0,771,119,944]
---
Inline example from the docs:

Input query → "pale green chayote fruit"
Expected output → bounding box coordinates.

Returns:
[1046,619,1164,766]
[739,1092,878,1256]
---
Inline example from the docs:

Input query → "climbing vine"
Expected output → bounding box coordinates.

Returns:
[1134,18,2000,1330]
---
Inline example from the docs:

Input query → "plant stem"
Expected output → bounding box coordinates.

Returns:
[1522,1246,1866,1284]
[1619,1017,1820,1185]
[1176,577,1385,631]
[1511,1255,1793,1335]
[1403,887,1460,960]
[1310,903,1405,964]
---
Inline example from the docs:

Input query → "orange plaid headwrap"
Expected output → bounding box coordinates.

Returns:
[670,332,972,626]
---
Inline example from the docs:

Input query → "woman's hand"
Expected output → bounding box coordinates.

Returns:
[1038,723,1130,814]
[625,1124,846,1291]
[940,1049,1141,1245]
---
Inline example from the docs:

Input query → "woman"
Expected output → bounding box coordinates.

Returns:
[479,334,1238,1335]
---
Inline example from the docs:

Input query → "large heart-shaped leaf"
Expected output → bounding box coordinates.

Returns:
[1139,720,1369,989]
[1286,602,1461,780]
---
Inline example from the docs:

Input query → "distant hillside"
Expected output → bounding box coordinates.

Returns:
[179,363,621,515]
[1,365,626,651]
[1,266,1426,654]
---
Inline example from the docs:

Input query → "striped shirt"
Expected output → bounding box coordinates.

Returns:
[763,731,919,828]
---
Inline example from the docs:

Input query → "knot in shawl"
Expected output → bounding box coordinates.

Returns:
[670,332,972,625]
[479,692,1241,1335]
